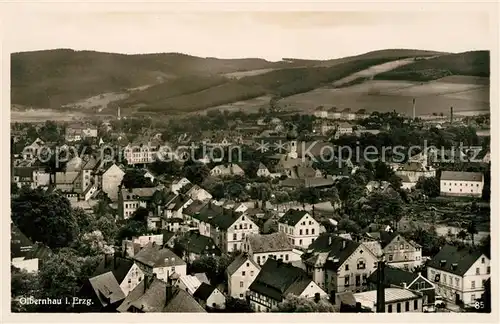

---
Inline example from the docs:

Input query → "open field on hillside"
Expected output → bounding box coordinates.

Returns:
[332,58,420,87]
[203,95,272,114]
[280,78,489,116]
[383,81,484,97]
[224,68,278,79]
[62,91,130,111]
[10,109,87,122]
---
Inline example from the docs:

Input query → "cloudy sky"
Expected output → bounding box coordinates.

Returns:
[4,10,492,61]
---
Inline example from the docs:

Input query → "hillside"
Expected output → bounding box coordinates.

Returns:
[11,49,297,108]
[311,49,447,67]
[11,48,464,114]
[133,56,432,113]
[375,51,490,81]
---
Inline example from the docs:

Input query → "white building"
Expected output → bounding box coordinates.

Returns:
[210,163,245,177]
[353,288,424,313]
[133,244,187,283]
[440,171,484,197]
[99,163,125,201]
[427,245,490,307]
[93,254,145,296]
[278,210,320,248]
[118,187,157,219]
[226,254,261,299]
[193,283,226,309]
[242,232,303,267]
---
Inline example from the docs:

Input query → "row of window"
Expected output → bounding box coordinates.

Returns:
[344,274,368,286]
[256,254,289,264]
[288,237,313,246]
[446,188,478,193]
[299,228,315,236]
[233,222,252,230]
[387,300,419,312]
[442,182,480,187]
[387,254,418,261]
[388,243,410,251]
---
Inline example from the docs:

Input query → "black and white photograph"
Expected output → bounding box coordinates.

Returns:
[4,2,496,318]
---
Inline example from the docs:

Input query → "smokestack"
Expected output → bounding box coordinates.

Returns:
[113,252,118,269]
[376,260,386,312]
[450,106,454,124]
[412,98,416,120]
[166,284,173,304]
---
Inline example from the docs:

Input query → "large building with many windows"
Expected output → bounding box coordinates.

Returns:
[440,171,484,197]
[427,245,490,307]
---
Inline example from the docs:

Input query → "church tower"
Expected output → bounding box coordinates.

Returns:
[286,125,299,159]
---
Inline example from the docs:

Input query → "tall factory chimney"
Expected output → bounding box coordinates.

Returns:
[376,259,386,313]
[412,98,416,120]
[450,106,453,124]
[117,106,121,120]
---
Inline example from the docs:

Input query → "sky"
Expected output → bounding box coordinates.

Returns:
[4,11,492,61]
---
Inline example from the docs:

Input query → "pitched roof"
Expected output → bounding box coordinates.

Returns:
[177,275,203,295]
[88,272,126,307]
[133,244,186,268]
[226,254,260,276]
[54,171,79,185]
[162,230,176,243]
[427,244,485,276]
[278,209,309,226]
[353,288,421,309]
[193,282,217,301]
[164,288,206,312]
[367,266,419,288]
[194,273,210,285]
[93,255,135,284]
[118,278,206,313]
[11,224,35,259]
[121,187,158,200]
[247,232,293,253]
[440,171,483,182]
[304,234,361,271]
[248,258,311,301]
[180,232,221,255]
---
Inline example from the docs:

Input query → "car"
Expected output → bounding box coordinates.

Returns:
[435,296,446,308]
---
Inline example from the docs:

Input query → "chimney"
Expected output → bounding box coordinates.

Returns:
[342,240,346,249]
[104,254,110,267]
[440,260,447,267]
[328,236,332,245]
[412,98,416,120]
[450,106,454,124]
[402,282,407,289]
[144,274,151,292]
[376,260,386,312]
[329,291,336,305]
[165,284,173,304]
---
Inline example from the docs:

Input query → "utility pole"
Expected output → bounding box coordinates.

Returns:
[376,256,386,313]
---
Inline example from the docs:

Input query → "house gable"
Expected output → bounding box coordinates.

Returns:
[337,244,378,276]
[298,280,328,299]
[407,274,435,291]
[463,254,490,277]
